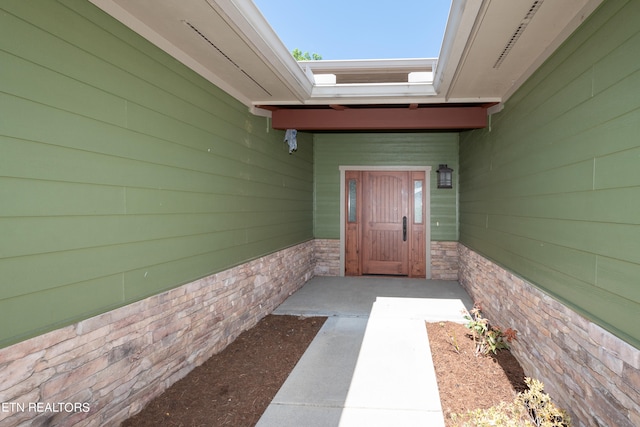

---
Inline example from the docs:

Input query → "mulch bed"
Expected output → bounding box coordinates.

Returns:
[124,315,526,427]
[426,321,528,425]
[122,315,325,427]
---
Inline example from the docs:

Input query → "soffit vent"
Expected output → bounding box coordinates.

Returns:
[493,0,544,69]
[183,21,272,96]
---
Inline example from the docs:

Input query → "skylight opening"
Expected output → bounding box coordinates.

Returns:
[252,0,452,61]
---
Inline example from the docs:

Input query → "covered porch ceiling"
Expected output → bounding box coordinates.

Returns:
[89,0,602,131]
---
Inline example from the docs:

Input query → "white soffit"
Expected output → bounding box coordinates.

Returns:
[89,0,604,108]
[89,0,313,105]
[442,0,603,102]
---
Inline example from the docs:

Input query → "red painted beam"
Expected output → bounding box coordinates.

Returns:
[271,106,487,131]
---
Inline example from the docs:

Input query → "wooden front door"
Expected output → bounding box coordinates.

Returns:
[362,171,409,275]
[345,170,426,278]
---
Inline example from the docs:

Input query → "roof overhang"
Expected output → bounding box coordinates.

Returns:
[89,0,603,130]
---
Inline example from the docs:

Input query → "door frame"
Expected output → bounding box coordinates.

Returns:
[339,165,432,279]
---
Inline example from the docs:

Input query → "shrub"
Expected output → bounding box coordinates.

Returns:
[450,400,533,426]
[450,378,571,427]
[517,378,571,427]
[463,304,517,356]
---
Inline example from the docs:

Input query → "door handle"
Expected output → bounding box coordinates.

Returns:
[403,216,407,241]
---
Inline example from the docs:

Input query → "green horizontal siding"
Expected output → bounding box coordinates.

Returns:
[0,0,313,347]
[314,133,458,240]
[459,0,640,348]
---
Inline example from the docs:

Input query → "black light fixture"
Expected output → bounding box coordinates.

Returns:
[436,164,453,189]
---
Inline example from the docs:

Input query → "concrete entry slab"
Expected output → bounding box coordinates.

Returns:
[258,277,473,426]
[273,276,474,318]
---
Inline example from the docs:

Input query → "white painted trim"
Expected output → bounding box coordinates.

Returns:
[311,82,437,100]
[339,166,432,279]
[486,103,504,115]
[433,0,486,100]
[206,0,314,102]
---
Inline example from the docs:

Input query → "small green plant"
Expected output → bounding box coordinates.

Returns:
[464,304,517,356]
[439,321,461,354]
[451,378,571,427]
[449,328,461,354]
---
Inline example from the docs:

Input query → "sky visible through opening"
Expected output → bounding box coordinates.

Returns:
[253,0,452,60]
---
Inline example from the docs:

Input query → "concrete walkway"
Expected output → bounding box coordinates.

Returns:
[256,276,474,427]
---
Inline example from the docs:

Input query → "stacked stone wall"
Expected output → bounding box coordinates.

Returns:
[313,239,459,279]
[458,244,640,427]
[0,241,314,427]
[314,239,340,276]
[430,241,459,280]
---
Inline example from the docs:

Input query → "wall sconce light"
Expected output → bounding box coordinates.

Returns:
[437,164,453,189]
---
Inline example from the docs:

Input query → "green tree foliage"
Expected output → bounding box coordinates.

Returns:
[292,48,322,61]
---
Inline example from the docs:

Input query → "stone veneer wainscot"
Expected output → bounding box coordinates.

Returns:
[458,244,640,427]
[431,241,459,280]
[314,239,341,276]
[313,239,459,280]
[0,241,314,427]
[3,240,636,426]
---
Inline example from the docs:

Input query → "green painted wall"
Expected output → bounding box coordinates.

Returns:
[459,0,640,348]
[314,132,459,240]
[0,0,313,348]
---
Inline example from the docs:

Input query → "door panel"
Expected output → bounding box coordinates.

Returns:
[362,171,409,275]
[344,169,427,278]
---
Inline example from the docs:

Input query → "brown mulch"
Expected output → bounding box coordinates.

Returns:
[124,315,526,427]
[122,315,326,427]
[426,321,528,426]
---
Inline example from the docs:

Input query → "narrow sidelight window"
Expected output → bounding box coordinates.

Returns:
[414,180,423,224]
[348,179,357,223]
